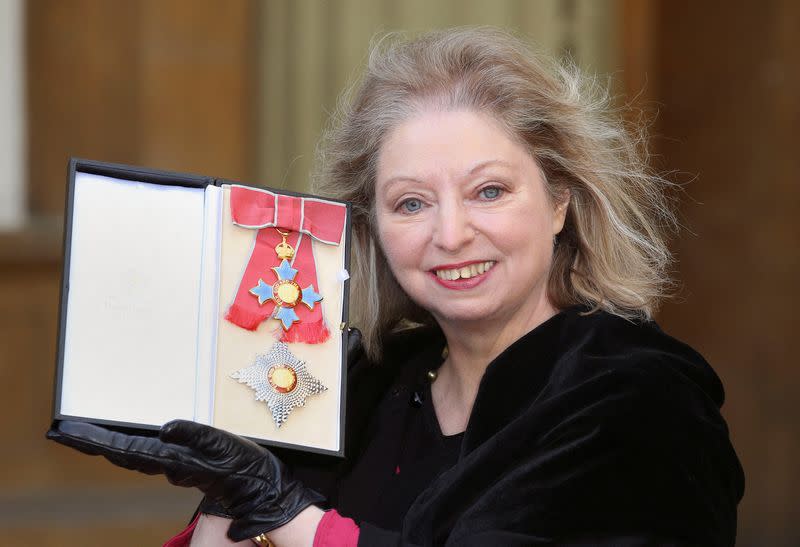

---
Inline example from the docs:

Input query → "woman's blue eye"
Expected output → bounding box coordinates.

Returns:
[401,198,422,213]
[479,186,502,200]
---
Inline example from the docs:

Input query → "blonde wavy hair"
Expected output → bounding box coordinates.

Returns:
[312,27,676,360]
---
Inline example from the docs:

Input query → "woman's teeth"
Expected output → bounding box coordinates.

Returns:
[434,261,495,281]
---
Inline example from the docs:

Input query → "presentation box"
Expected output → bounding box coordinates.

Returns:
[51,159,351,457]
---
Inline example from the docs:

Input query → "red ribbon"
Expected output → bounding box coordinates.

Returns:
[225,186,346,344]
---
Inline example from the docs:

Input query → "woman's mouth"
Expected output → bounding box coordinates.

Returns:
[433,261,495,280]
[430,261,495,289]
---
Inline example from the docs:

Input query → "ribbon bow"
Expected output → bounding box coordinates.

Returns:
[225,186,346,344]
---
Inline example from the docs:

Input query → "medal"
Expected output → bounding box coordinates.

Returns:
[231,342,327,428]
[248,229,323,331]
[225,186,347,344]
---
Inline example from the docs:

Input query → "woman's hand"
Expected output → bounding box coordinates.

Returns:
[46,419,324,542]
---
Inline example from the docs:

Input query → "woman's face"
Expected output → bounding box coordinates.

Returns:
[375,109,569,331]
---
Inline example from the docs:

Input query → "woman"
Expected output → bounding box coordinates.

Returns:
[48,28,744,546]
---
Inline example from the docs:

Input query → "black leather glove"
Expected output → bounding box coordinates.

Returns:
[46,419,325,541]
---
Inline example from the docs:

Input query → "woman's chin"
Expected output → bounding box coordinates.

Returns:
[430,305,502,329]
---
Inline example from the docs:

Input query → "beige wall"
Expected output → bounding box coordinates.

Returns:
[0,0,26,229]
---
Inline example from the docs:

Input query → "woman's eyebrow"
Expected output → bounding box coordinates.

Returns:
[380,175,427,188]
[467,159,514,175]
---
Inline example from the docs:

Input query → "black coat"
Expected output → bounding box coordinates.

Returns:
[288,307,744,546]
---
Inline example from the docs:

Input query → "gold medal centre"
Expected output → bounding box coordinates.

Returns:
[268,365,298,393]
[272,279,301,307]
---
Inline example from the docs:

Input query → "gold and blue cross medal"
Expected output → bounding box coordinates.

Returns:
[231,342,327,428]
[248,228,323,331]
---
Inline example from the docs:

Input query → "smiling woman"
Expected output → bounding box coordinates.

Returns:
[48,27,744,547]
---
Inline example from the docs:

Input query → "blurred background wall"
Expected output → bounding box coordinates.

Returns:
[0,0,796,544]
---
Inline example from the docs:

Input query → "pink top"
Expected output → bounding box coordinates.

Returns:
[312,510,360,547]
[163,512,200,547]
[163,510,360,547]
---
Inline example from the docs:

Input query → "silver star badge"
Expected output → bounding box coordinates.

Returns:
[231,342,327,428]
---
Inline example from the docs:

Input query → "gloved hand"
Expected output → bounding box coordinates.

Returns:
[46,419,324,541]
[47,328,363,538]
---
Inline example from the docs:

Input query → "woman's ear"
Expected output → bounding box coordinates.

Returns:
[552,188,571,234]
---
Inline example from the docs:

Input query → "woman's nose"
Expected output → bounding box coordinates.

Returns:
[431,201,475,253]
